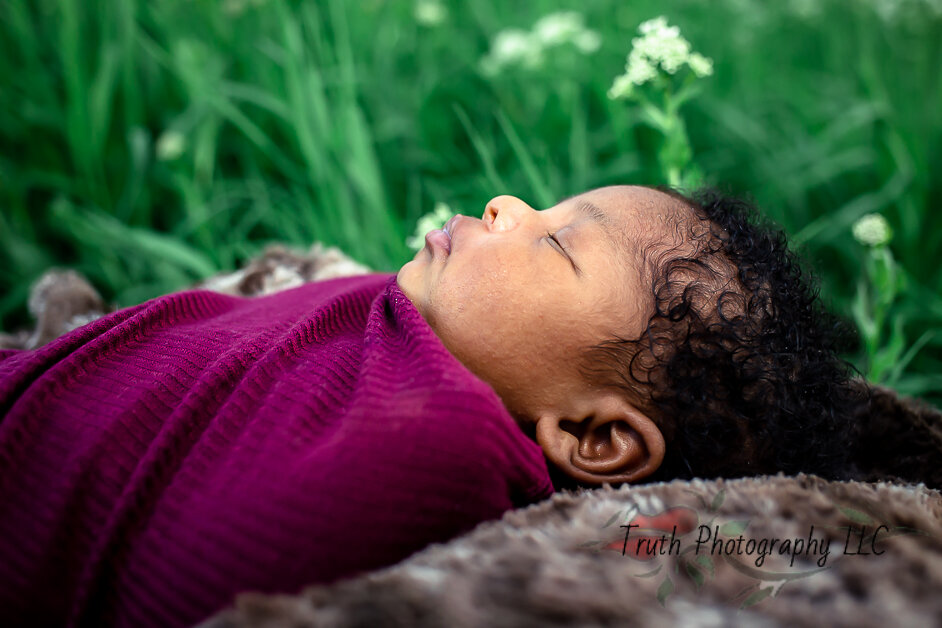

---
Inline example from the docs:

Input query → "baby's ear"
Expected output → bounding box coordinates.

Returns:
[534,393,665,486]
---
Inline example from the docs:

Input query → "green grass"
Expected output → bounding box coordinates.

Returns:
[1,0,940,404]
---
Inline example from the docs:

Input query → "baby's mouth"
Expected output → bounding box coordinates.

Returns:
[443,215,461,239]
[424,228,451,255]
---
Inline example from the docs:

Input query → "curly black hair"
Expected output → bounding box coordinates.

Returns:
[572,186,865,485]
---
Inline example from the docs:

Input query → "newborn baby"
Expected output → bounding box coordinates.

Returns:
[399,185,857,488]
[0,185,856,627]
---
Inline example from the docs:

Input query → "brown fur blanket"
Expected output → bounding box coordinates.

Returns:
[198,475,942,628]
[0,242,370,351]
[4,244,941,627]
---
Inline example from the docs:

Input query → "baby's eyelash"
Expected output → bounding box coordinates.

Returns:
[547,232,566,252]
[547,231,580,275]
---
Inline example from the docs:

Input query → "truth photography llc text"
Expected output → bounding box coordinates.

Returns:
[617,523,890,568]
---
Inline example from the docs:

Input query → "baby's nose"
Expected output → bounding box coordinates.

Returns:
[483,195,534,231]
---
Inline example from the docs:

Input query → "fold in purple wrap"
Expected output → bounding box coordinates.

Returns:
[0,273,554,627]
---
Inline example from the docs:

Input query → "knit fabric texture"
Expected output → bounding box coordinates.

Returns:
[0,273,555,627]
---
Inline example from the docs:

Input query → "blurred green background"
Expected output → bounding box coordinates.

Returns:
[1,0,940,405]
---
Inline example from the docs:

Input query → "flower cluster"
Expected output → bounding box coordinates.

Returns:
[608,16,713,100]
[852,213,893,247]
[156,130,185,161]
[414,0,447,26]
[480,11,600,76]
[406,202,454,251]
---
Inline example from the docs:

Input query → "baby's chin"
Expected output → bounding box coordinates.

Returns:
[396,260,435,324]
[395,260,420,300]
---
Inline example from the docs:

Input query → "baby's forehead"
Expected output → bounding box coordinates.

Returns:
[578,185,695,259]
[585,184,690,223]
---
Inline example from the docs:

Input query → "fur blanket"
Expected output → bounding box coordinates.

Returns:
[4,244,941,627]
[0,242,371,351]
[198,475,942,628]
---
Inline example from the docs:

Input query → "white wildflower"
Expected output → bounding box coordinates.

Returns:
[607,73,635,100]
[414,0,447,26]
[481,29,543,75]
[852,213,893,247]
[406,202,454,251]
[625,48,659,83]
[638,16,668,35]
[687,52,714,77]
[492,29,536,61]
[481,11,600,75]
[631,18,689,74]
[156,130,185,161]
[533,11,584,46]
[574,30,602,54]
[608,16,713,98]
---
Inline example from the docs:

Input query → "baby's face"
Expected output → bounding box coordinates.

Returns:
[397,185,677,424]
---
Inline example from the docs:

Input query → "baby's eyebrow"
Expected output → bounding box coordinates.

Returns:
[558,193,613,228]
[562,197,623,256]
[576,200,610,226]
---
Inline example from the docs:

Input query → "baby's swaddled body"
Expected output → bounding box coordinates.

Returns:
[0,273,554,627]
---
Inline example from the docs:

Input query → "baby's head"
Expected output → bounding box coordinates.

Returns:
[397,185,858,488]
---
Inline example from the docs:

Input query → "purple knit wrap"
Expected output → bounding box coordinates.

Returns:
[0,273,554,627]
